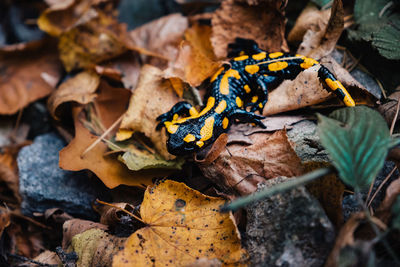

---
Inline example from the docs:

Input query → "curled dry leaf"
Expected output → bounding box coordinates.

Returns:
[70,228,126,267]
[164,23,221,87]
[44,208,74,224]
[128,13,188,68]
[198,130,303,196]
[119,65,181,160]
[48,70,100,119]
[296,0,344,59]
[113,180,247,266]
[62,219,108,249]
[98,202,135,226]
[59,82,157,188]
[211,0,288,59]
[325,212,366,267]
[59,10,128,71]
[0,48,62,115]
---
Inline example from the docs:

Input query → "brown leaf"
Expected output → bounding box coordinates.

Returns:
[62,218,108,249]
[47,70,100,119]
[378,89,400,125]
[31,250,62,266]
[128,13,188,68]
[211,0,288,59]
[325,212,366,267]
[198,130,303,196]
[164,24,221,87]
[297,0,344,59]
[98,202,135,226]
[0,207,10,237]
[44,208,74,224]
[305,161,345,228]
[59,10,128,71]
[119,65,181,160]
[376,178,400,225]
[0,48,62,115]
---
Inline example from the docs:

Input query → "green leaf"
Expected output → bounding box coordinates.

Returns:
[391,196,400,230]
[310,0,332,8]
[372,15,400,60]
[317,106,392,189]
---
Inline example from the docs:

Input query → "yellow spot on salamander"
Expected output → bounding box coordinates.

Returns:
[244,84,251,93]
[222,117,229,129]
[215,100,227,114]
[245,65,260,74]
[183,134,196,143]
[189,107,198,116]
[172,114,179,121]
[220,69,241,95]
[325,78,356,107]
[200,117,215,141]
[251,96,258,103]
[164,122,179,134]
[252,52,267,60]
[268,61,288,71]
[196,141,204,148]
[174,97,215,124]
[210,67,224,82]
[300,57,319,69]
[236,97,243,107]
[258,103,263,108]
[269,52,283,58]
[234,55,249,61]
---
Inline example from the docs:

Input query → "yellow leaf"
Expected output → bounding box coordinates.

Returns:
[113,180,247,266]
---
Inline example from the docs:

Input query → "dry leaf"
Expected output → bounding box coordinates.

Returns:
[70,228,126,267]
[113,180,247,266]
[59,10,128,71]
[305,161,345,228]
[297,0,344,59]
[48,70,100,119]
[378,89,400,125]
[376,178,400,225]
[98,202,135,226]
[62,219,108,249]
[0,207,10,237]
[211,0,288,59]
[198,130,303,196]
[0,48,62,115]
[119,65,181,160]
[128,13,188,68]
[30,250,62,266]
[164,24,221,87]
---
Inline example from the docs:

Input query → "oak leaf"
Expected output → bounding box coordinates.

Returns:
[113,180,247,266]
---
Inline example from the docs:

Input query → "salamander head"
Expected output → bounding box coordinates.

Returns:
[166,126,201,156]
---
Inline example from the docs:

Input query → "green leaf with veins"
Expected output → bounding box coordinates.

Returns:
[317,106,393,189]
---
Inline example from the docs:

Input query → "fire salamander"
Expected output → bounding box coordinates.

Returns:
[156,38,355,156]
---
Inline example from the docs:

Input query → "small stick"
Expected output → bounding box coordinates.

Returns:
[389,96,400,135]
[96,199,146,224]
[367,167,397,208]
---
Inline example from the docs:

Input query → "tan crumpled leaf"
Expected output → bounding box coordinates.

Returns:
[69,228,126,267]
[164,23,221,87]
[128,13,188,68]
[59,9,128,71]
[113,180,247,266]
[62,219,108,249]
[119,65,181,160]
[48,70,100,119]
[59,82,157,188]
[31,250,62,266]
[211,0,288,58]
[198,130,303,196]
[0,48,62,115]
[297,0,344,59]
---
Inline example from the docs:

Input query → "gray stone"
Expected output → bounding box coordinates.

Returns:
[287,120,329,162]
[245,177,335,267]
[18,133,109,219]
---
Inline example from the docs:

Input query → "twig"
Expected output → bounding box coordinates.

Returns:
[96,199,146,224]
[220,167,333,212]
[80,113,124,158]
[390,96,400,135]
[367,167,397,208]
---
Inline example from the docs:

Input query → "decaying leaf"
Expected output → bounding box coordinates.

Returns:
[69,228,126,267]
[59,82,158,188]
[376,178,400,225]
[119,65,181,160]
[211,0,288,58]
[164,23,221,87]
[113,180,247,266]
[59,10,128,71]
[378,89,400,125]
[62,219,108,249]
[30,250,62,266]
[198,130,303,196]
[48,70,100,119]
[0,48,62,115]
[305,161,345,228]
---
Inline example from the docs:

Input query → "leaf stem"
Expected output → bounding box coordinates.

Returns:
[220,167,333,212]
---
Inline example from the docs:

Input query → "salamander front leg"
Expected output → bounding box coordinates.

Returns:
[230,109,266,128]
[228,38,264,57]
[156,101,198,130]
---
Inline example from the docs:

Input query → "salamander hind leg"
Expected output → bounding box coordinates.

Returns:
[156,101,198,130]
[230,109,266,128]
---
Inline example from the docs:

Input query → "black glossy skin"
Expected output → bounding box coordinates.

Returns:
[157,39,355,156]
